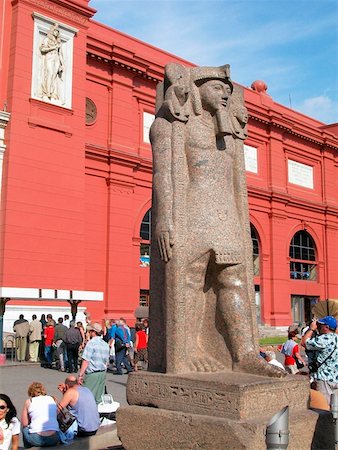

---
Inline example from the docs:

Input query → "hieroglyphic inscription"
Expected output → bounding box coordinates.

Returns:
[128,378,237,412]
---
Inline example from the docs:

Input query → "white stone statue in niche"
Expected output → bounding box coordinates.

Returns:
[39,23,64,102]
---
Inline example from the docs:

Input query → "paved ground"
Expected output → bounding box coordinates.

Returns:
[0,363,128,414]
[0,362,128,449]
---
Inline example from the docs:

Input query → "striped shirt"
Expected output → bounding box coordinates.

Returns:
[82,336,109,373]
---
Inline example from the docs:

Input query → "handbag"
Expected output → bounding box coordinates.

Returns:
[295,358,304,369]
[114,335,125,352]
[57,408,76,432]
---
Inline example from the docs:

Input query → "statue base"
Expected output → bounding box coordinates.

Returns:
[116,372,334,449]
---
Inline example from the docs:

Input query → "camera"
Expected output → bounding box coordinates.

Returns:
[308,361,318,373]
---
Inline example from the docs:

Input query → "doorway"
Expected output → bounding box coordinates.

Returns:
[291,295,319,325]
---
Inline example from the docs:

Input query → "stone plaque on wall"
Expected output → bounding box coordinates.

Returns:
[31,13,78,109]
[244,144,258,173]
[288,159,314,189]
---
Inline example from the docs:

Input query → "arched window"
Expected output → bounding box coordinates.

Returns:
[289,230,317,280]
[140,209,151,268]
[251,224,260,276]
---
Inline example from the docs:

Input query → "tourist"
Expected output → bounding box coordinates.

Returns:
[110,320,133,376]
[21,382,59,447]
[54,317,68,372]
[28,315,42,363]
[57,375,100,437]
[78,323,110,403]
[13,314,29,362]
[43,319,55,368]
[63,314,70,328]
[281,330,305,374]
[76,322,86,346]
[134,322,148,371]
[302,316,338,405]
[264,351,285,371]
[64,321,82,373]
[46,314,56,326]
[0,394,20,450]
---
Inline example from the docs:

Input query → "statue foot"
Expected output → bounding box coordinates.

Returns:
[188,354,225,372]
[233,352,286,378]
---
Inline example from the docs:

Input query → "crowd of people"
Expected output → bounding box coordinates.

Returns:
[1,314,149,448]
[261,315,338,410]
[4,312,336,447]
[12,313,149,375]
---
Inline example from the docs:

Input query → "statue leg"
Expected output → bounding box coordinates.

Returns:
[215,263,286,378]
[184,250,225,372]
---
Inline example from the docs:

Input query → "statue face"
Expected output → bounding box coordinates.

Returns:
[236,107,248,125]
[199,80,231,114]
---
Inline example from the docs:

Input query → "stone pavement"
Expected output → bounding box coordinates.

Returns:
[0,362,128,449]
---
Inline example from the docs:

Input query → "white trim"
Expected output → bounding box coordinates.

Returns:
[0,288,39,298]
[41,289,55,299]
[3,305,87,333]
[72,291,103,301]
[57,290,71,300]
[0,287,103,301]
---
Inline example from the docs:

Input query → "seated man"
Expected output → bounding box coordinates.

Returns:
[264,350,286,371]
[58,375,100,437]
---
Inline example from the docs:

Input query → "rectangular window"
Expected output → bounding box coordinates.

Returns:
[140,290,150,306]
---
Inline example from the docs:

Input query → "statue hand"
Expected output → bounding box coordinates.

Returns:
[156,226,174,262]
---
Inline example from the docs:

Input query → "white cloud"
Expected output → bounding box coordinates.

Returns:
[297,95,337,124]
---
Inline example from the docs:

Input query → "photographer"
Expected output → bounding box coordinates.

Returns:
[302,316,338,405]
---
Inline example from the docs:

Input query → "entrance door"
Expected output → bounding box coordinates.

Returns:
[291,295,319,325]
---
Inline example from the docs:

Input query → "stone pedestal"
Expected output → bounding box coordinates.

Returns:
[116,372,333,450]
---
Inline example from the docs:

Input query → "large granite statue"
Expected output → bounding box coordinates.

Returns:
[117,64,324,450]
[149,63,284,377]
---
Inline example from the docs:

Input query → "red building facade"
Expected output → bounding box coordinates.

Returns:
[0,0,337,329]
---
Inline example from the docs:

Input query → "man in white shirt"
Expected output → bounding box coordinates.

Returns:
[265,351,286,371]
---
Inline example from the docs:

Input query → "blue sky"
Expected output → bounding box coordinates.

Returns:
[90,0,338,124]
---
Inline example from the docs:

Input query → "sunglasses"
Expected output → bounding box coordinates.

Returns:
[0,405,7,410]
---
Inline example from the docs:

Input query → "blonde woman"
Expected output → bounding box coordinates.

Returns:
[21,382,60,448]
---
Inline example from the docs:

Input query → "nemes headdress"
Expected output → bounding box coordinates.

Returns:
[190,64,233,116]
[190,64,233,92]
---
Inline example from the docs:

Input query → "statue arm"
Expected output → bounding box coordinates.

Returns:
[150,117,174,262]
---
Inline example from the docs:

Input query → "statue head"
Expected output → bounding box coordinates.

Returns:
[228,86,248,140]
[190,65,233,116]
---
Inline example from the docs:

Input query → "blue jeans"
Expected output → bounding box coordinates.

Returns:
[115,347,132,374]
[44,345,53,364]
[22,427,59,448]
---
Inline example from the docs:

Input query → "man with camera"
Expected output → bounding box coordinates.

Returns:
[302,315,338,405]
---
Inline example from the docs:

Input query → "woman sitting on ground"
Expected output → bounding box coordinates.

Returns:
[21,382,60,448]
[0,394,20,450]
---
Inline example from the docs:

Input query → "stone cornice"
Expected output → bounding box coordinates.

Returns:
[86,51,162,83]
[248,185,338,217]
[85,143,152,172]
[248,115,338,151]
[17,0,96,25]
